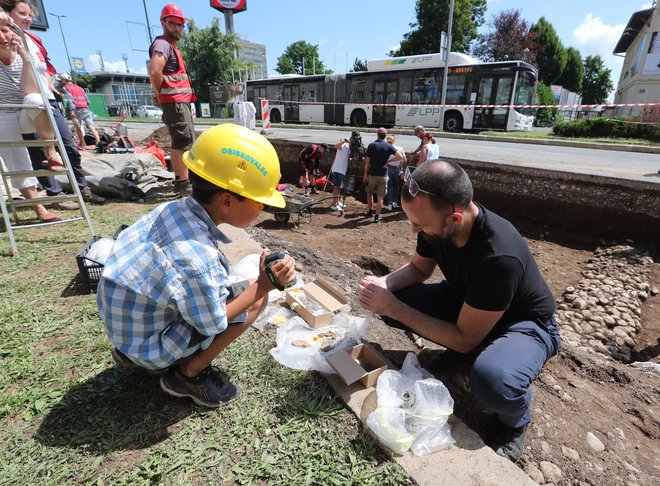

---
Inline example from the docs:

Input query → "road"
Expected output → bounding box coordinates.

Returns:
[122,121,660,185]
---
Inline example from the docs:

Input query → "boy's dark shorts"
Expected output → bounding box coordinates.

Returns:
[161,102,194,150]
[330,172,347,190]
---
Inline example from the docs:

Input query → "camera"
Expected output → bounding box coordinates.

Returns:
[264,252,291,291]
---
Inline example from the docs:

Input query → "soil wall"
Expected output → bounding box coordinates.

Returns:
[270,139,660,245]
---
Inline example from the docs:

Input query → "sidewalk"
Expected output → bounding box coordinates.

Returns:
[221,225,536,486]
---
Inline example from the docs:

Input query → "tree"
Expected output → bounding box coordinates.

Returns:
[534,81,558,126]
[391,0,487,57]
[178,17,242,103]
[71,72,96,91]
[276,41,326,75]
[472,9,537,63]
[556,47,584,93]
[529,17,567,85]
[581,55,613,104]
[351,57,367,72]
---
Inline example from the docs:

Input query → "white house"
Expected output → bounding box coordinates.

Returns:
[612,2,660,121]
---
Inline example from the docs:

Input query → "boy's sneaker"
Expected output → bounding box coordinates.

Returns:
[365,209,374,217]
[373,214,383,223]
[485,423,528,462]
[160,366,240,408]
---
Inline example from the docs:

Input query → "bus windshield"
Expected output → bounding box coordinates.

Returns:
[514,71,536,116]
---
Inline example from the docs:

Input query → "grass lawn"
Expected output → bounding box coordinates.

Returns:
[478,129,658,146]
[0,202,410,485]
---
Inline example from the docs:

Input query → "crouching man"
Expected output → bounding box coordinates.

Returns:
[357,160,560,462]
[97,124,296,408]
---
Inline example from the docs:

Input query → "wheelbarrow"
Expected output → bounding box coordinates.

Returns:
[266,192,335,226]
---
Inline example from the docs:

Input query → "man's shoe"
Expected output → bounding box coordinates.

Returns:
[486,423,528,462]
[310,187,319,194]
[374,214,383,223]
[365,209,374,217]
[174,179,192,198]
[330,204,341,211]
[383,204,392,211]
[160,366,240,408]
[51,197,79,210]
[81,186,105,204]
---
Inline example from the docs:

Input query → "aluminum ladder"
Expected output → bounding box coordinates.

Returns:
[0,25,94,256]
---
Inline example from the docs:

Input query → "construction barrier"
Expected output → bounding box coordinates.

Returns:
[261,99,270,130]
[259,98,660,110]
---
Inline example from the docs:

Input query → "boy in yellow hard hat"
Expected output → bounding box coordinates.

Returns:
[97,124,295,408]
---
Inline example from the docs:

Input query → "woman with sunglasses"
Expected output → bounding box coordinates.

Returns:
[358,160,560,463]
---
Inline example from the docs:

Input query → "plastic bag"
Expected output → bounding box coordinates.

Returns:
[269,312,369,373]
[134,140,166,168]
[229,253,304,302]
[367,353,455,456]
[85,237,115,266]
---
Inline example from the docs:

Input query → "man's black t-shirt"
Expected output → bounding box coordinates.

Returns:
[366,139,396,176]
[416,203,555,327]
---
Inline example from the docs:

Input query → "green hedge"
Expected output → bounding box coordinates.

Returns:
[552,117,660,142]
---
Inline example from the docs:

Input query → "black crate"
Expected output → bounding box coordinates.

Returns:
[76,225,129,294]
[76,235,104,293]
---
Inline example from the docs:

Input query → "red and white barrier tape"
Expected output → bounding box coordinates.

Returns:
[258,97,660,110]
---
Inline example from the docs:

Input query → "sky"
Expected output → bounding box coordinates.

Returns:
[26,0,655,99]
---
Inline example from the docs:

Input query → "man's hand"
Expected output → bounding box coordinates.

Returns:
[152,93,160,107]
[357,275,397,315]
[363,174,369,185]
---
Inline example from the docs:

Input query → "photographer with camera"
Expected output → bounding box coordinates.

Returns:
[98,124,296,408]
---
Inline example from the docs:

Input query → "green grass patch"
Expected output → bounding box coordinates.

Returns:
[0,202,410,485]
[478,129,658,146]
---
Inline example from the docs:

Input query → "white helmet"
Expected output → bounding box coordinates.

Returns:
[60,73,72,82]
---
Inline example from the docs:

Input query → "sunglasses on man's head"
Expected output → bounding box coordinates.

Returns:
[405,177,456,213]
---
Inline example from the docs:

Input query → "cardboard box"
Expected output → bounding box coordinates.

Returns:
[286,277,349,328]
[325,343,388,388]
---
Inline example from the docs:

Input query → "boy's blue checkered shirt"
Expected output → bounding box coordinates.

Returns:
[97,197,233,369]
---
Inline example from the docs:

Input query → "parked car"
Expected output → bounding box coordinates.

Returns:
[136,105,163,119]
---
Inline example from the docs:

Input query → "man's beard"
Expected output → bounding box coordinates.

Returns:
[420,229,453,246]
[165,29,182,40]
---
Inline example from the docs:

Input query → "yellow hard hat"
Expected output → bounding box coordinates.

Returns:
[183,124,285,208]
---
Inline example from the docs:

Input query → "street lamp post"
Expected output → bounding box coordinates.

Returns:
[48,13,75,83]
[439,0,454,132]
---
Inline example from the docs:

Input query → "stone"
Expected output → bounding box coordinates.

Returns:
[574,299,588,310]
[525,463,544,484]
[561,445,580,461]
[539,461,564,483]
[651,286,658,296]
[540,440,551,456]
[586,432,606,452]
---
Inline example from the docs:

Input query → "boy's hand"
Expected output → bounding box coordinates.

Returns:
[258,250,297,291]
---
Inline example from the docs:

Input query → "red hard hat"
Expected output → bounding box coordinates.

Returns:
[160,4,186,24]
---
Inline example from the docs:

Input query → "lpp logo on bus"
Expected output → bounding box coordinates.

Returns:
[407,107,441,116]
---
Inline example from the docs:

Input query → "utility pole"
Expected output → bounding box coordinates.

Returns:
[439,0,454,132]
[48,13,75,83]
[142,0,153,44]
[122,53,130,73]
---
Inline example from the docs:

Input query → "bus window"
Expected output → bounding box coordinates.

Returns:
[495,77,513,104]
[386,81,397,104]
[350,77,366,103]
[399,77,412,103]
[446,74,466,104]
[477,78,493,105]
[374,82,384,103]
[413,71,438,104]
[514,72,536,115]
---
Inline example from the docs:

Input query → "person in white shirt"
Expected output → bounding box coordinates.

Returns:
[384,135,406,211]
[329,137,350,211]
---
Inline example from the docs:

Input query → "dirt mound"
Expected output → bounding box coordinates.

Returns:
[249,192,660,486]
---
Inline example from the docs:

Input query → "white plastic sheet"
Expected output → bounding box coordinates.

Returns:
[367,353,455,456]
[269,312,369,373]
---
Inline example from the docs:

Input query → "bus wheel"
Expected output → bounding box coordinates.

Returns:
[351,110,367,127]
[443,113,462,132]
[270,109,282,123]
